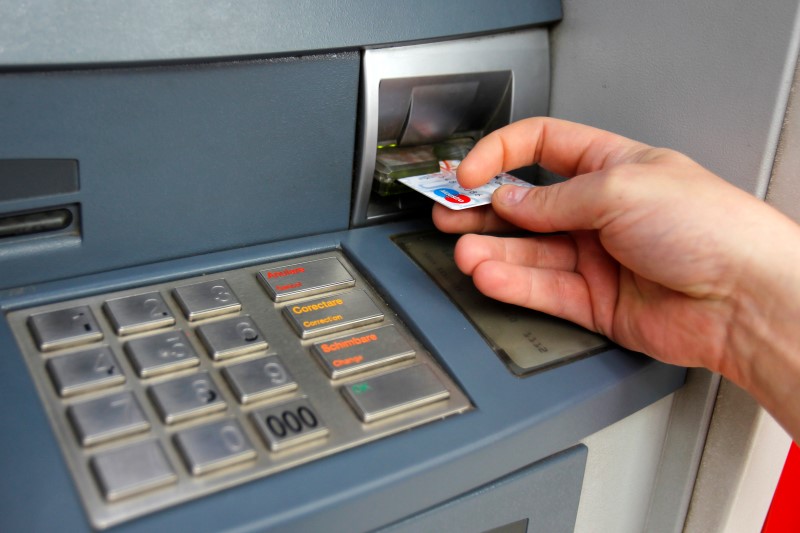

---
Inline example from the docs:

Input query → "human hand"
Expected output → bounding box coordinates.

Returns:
[432,117,800,416]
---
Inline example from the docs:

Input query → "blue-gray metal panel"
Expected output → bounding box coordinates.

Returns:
[380,446,587,533]
[0,1,563,68]
[0,222,685,532]
[0,54,358,290]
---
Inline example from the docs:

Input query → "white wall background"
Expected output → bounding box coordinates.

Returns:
[549,1,800,531]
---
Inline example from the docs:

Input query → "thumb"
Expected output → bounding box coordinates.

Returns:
[492,171,620,233]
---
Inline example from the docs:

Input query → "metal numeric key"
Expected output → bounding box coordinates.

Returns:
[28,306,103,352]
[68,391,151,446]
[196,315,268,360]
[222,355,297,405]
[125,331,200,378]
[174,419,257,475]
[148,372,227,425]
[46,346,125,397]
[103,292,175,336]
[172,280,242,321]
[91,440,177,501]
[251,397,329,452]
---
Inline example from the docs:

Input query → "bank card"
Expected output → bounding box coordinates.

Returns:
[398,169,534,210]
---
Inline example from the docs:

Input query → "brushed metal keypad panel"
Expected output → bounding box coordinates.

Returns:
[6,251,471,529]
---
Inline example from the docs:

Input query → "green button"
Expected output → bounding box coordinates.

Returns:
[351,383,371,395]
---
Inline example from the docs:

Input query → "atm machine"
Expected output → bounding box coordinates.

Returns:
[1,1,796,532]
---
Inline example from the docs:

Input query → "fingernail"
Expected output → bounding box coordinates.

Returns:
[495,185,529,206]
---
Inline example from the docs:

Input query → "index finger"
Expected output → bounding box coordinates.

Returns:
[457,117,651,188]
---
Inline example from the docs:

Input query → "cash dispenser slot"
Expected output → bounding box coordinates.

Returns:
[352,29,551,226]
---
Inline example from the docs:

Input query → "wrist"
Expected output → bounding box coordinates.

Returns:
[724,211,800,435]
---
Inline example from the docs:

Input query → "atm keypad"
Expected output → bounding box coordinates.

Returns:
[7,251,470,529]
